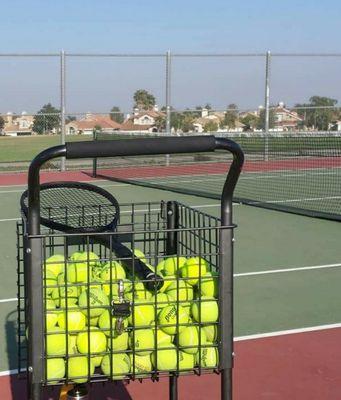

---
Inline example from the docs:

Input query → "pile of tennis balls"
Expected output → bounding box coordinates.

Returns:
[40,250,219,384]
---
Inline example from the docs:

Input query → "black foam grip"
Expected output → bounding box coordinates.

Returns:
[66,135,216,159]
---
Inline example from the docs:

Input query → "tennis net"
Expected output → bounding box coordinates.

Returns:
[92,131,341,221]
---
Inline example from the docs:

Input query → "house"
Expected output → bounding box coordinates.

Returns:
[120,106,165,132]
[65,114,121,135]
[193,108,244,133]
[328,120,341,131]
[273,102,303,131]
[3,112,34,136]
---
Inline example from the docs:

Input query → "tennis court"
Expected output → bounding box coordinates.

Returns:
[0,165,340,399]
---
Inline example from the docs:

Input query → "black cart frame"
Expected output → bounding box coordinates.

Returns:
[21,135,244,400]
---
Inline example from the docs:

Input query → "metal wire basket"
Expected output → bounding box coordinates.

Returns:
[17,135,244,400]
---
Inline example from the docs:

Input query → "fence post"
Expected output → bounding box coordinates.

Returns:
[264,50,271,161]
[60,50,66,171]
[165,50,172,166]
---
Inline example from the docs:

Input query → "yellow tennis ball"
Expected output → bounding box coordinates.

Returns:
[92,355,103,368]
[102,278,132,297]
[149,293,171,312]
[153,328,173,348]
[191,297,219,323]
[70,251,100,267]
[126,281,152,301]
[101,353,131,379]
[98,310,128,336]
[88,316,99,327]
[151,344,177,371]
[46,358,65,383]
[45,254,65,277]
[68,251,99,283]
[158,275,176,293]
[130,353,152,376]
[57,310,86,333]
[178,326,207,354]
[166,279,194,302]
[107,332,129,351]
[100,261,126,281]
[78,288,109,318]
[44,270,58,296]
[46,327,69,356]
[157,257,187,276]
[179,351,195,370]
[202,325,218,342]
[76,327,107,355]
[129,329,155,356]
[128,299,155,327]
[68,335,78,355]
[180,257,208,286]
[67,356,95,383]
[133,249,147,263]
[199,272,218,298]
[52,283,79,308]
[157,304,189,335]
[45,299,58,330]
[196,347,219,368]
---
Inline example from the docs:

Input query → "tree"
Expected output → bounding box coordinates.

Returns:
[295,96,338,130]
[33,103,60,134]
[0,116,4,132]
[66,115,76,124]
[203,120,218,132]
[257,108,275,130]
[133,90,156,110]
[181,114,195,132]
[154,115,166,131]
[110,106,124,124]
[223,104,238,129]
[240,113,259,131]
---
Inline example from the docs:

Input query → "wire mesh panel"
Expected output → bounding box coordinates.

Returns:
[93,131,341,221]
[18,201,230,386]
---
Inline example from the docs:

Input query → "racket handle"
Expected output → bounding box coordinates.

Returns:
[99,236,164,292]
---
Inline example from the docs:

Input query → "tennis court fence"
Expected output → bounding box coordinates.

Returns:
[92,131,341,221]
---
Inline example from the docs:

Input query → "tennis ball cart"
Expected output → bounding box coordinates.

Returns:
[17,135,244,400]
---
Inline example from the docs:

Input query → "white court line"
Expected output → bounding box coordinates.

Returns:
[2,321,341,377]
[1,262,340,305]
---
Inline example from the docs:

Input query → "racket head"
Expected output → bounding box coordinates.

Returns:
[20,181,120,233]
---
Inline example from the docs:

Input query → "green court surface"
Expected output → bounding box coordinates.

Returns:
[0,180,340,374]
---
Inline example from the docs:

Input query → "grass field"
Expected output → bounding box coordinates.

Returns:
[0,135,91,164]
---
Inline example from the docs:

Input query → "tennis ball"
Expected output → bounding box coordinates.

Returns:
[180,257,208,286]
[68,251,99,283]
[149,292,171,313]
[78,288,109,318]
[46,358,65,383]
[77,327,107,355]
[166,279,194,302]
[98,310,128,336]
[178,326,207,354]
[151,344,177,371]
[101,353,131,379]
[157,257,187,276]
[68,335,78,355]
[88,316,99,327]
[129,329,155,356]
[102,279,132,297]
[46,327,69,356]
[107,332,129,351]
[128,299,155,327]
[196,347,219,368]
[67,356,95,383]
[191,297,219,323]
[158,275,176,293]
[153,328,173,348]
[57,310,86,333]
[45,299,58,330]
[130,353,152,375]
[52,283,79,308]
[133,249,147,263]
[157,304,189,335]
[179,351,195,370]
[202,325,218,342]
[92,355,103,367]
[100,261,126,281]
[199,272,218,298]
[70,251,100,267]
[45,255,65,277]
[44,270,57,295]
[126,281,152,301]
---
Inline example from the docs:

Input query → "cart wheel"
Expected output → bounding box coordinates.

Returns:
[59,384,73,400]
[62,384,89,400]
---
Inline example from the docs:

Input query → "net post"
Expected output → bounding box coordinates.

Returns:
[60,49,66,171]
[165,50,172,166]
[264,50,271,161]
[166,201,179,400]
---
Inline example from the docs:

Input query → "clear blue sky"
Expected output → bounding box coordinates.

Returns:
[1,0,340,113]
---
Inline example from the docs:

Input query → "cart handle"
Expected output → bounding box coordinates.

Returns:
[27,135,244,234]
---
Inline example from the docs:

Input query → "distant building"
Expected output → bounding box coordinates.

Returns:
[120,106,165,132]
[3,112,34,136]
[328,120,341,131]
[193,108,244,133]
[273,102,303,131]
[65,113,121,135]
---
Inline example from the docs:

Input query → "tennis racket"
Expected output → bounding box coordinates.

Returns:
[21,181,164,291]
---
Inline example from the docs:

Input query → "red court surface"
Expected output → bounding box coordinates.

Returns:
[1,328,341,400]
